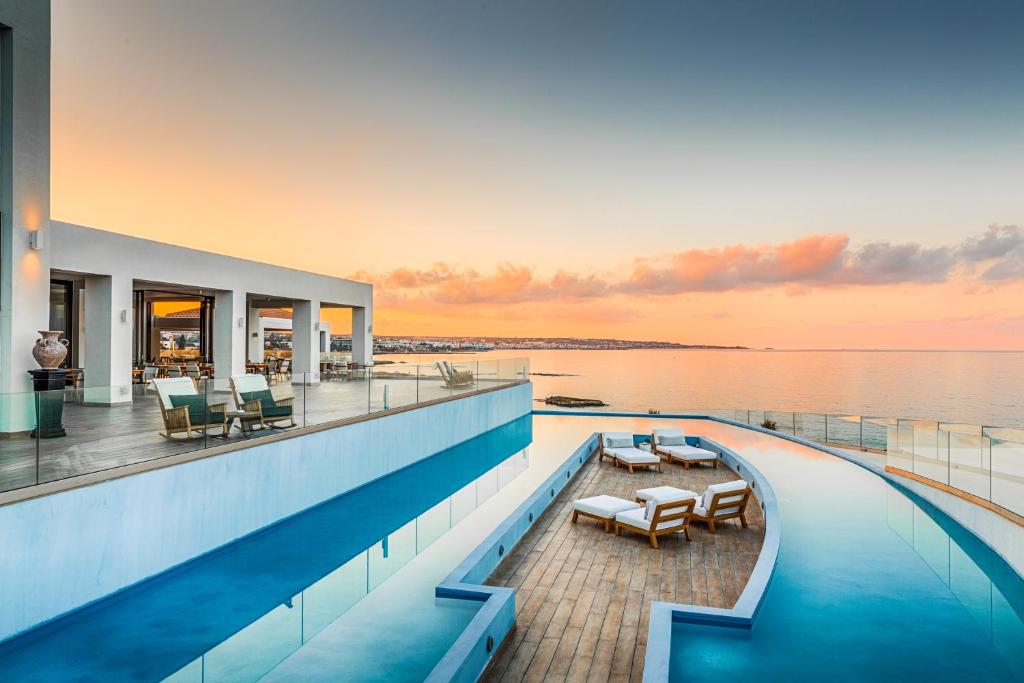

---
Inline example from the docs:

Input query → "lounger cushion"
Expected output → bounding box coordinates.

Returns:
[660,444,717,461]
[635,486,698,502]
[653,428,684,445]
[606,447,660,465]
[573,495,642,519]
[602,432,634,449]
[261,404,293,418]
[615,507,685,531]
[241,389,277,408]
[168,395,225,425]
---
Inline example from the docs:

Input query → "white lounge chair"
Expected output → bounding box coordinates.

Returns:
[652,428,718,469]
[598,432,662,473]
[691,480,753,533]
[152,376,228,440]
[614,493,696,548]
[229,373,296,430]
[571,495,643,532]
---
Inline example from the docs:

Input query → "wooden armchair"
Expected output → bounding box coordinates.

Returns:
[691,481,753,534]
[230,373,296,430]
[434,361,474,389]
[613,496,696,548]
[153,377,228,440]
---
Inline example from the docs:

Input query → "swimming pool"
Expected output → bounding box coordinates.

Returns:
[3,413,1021,682]
[666,419,1024,682]
[0,416,540,681]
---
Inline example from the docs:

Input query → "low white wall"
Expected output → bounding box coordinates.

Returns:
[0,383,531,642]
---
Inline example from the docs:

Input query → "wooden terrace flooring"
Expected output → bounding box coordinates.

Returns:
[483,452,765,683]
[0,376,479,493]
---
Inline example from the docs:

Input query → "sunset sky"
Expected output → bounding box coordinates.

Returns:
[51,0,1024,349]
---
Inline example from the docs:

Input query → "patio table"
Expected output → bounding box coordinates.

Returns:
[225,409,263,436]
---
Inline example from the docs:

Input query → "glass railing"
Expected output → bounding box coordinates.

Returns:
[0,357,530,495]
[707,408,1021,520]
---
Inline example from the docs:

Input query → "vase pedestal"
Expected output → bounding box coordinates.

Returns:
[28,369,68,439]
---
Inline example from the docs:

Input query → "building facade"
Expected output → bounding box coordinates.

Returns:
[0,2,372,429]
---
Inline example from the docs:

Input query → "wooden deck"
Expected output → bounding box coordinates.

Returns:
[0,377,481,493]
[483,452,765,683]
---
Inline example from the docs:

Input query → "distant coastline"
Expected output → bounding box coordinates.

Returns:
[373,335,747,353]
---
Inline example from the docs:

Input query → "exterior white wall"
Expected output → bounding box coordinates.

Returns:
[352,306,373,365]
[49,222,372,312]
[82,274,133,403]
[0,3,51,429]
[0,383,532,642]
[212,289,246,389]
[246,303,261,362]
[47,222,372,392]
[291,299,320,384]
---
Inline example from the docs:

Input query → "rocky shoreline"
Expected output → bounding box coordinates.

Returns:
[536,395,607,408]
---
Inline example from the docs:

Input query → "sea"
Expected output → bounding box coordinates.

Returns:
[378,349,1024,428]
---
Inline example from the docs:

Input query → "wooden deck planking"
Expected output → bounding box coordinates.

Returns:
[0,377,480,492]
[484,450,765,683]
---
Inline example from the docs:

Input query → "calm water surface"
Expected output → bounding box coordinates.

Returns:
[381,349,1024,427]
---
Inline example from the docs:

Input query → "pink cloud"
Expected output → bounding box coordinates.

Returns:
[354,225,1024,307]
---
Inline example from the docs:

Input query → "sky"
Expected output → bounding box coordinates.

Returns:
[50,0,1024,349]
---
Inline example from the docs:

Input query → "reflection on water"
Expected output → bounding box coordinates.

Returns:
[164,451,529,683]
[886,487,1024,680]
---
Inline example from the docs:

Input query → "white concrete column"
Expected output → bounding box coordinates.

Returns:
[213,290,247,391]
[352,305,373,365]
[246,302,262,363]
[83,274,134,404]
[291,299,320,385]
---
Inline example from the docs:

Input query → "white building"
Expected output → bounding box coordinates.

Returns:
[0,2,372,429]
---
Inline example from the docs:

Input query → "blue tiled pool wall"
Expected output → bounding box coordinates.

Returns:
[0,415,534,681]
[426,433,599,683]
[0,383,532,644]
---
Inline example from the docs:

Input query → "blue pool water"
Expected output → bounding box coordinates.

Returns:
[0,416,533,681]
[668,420,1024,682]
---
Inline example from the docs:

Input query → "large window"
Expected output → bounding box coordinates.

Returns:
[264,330,292,358]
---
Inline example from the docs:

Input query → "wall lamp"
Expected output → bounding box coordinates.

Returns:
[28,231,43,250]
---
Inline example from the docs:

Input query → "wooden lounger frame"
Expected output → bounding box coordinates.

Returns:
[651,432,719,469]
[571,508,623,533]
[614,497,696,549]
[597,434,662,473]
[691,487,752,534]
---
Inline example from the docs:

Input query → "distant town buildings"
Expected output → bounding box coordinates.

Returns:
[360,336,746,353]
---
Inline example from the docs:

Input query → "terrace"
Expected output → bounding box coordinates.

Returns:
[483,445,764,682]
[0,358,529,496]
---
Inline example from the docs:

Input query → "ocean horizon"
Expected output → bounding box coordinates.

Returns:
[378,348,1024,428]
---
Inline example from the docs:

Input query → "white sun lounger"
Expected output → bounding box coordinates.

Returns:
[598,432,662,473]
[571,495,643,532]
[652,428,719,469]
